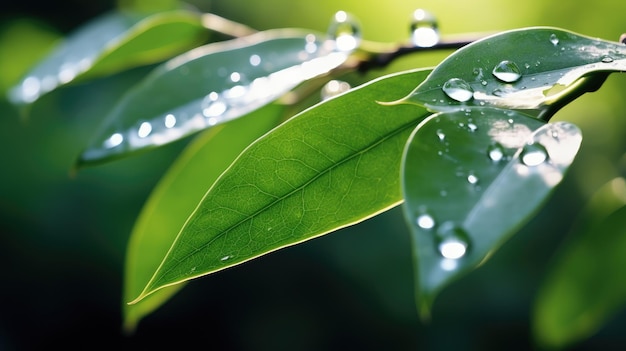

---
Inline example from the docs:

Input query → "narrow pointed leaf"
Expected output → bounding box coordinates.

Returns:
[8,9,209,105]
[533,178,626,349]
[130,69,433,303]
[390,27,626,118]
[123,103,284,333]
[77,29,348,167]
[402,108,581,316]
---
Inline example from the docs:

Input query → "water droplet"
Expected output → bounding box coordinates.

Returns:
[328,11,361,52]
[492,60,522,83]
[220,255,232,261]
[520,142,549,166]
[549,33,559,46]
[137,121,152,138]
[104,133,124,149]
[435,222,470,259]
[321,79,351,100]
[416,210,436,229]
[467,123,478,132]
[436,129,446,141]
[164,114,176,128]
[601,56,614,63]
[410,9,439,47]
[487,142,505,162]
[467,171,479,185]
[202,92,227,118]
[249,54,261,66]
[442,78,474,102]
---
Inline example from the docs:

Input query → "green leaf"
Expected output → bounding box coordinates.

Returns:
[76,29,349,167]
[8,9,208,105]
[123,103,284,333]
[401,108,582,317]
[533,177,626,349]
[129,69,433,304]
[117,0,180,13]
[388,27,626,119]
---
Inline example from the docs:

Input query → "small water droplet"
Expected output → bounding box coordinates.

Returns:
[436,129,446,141]
[435,222,470,259]
[321,79,351,100]
[467,123,478,132]
[410,9,439,47]
[487,142,505,162]
[520,142,549,166]
[492,60,522,83]
[221,255,232,261]
[137,121,152,138]
[601,55,614,63]
[202,92,227,118]
[249,54,261,66]
[164,114,176,128]
[550,33,559,46]
[328,11,361,52]
[416,210,436,229]
[467,171,479,185]
[442,78,474,102]
[104,133,124,149]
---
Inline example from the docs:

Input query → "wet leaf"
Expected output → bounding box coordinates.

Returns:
[401,107,582,316]
[76,29,348,167]
[388,27,626,119]
[128,69,433,304]
[123,103,284,333]
[533,177,626,349]
[8,9,208,105]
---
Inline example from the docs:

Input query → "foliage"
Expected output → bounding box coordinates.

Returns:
[4,0,626,349]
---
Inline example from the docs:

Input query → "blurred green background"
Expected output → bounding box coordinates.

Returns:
[1,0,626,349]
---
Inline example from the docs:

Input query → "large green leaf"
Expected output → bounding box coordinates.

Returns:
[533,177,626,349]
[123,103,284,333]
[402,108,582,316]
[128,69,433,303]
[388,27,626,119]
[77,29,349,167]
[8,9,208,105]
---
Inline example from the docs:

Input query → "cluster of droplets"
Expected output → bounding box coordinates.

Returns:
[442,59,524,103]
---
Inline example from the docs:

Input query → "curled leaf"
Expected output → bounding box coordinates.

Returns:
[401,107,581,316]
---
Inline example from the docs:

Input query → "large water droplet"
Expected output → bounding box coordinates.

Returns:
[410,9,439,47]
[328,11,361,52]
[492,60,522,83]
[442,78,474,102]
[321,80,351,100]
[601,56,614,63]
[520,142,549,166]
[435,222,470,259]
[549,33,559,46]
[487,142,505,162]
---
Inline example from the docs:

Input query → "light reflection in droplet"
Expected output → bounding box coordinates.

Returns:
[249,54,261,66]
[104,133,124,148]
[165,114,176,128]
[137,121,152,138]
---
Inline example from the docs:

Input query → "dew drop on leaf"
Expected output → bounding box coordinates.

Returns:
[467,122,478,132]
[435,222,470,259]
[487,142,505,162]
[520,142,549,166]
[137,121,152,138]
[442,78,474,102]
[601,55,614,63]
[416,211,436,230]
[328,10,361,52]
[549,33,559,46]
[202,92,228,118]
[492,60,522,83]
[436,129,446,141]
[410,9,439,47]
[467,171,479,185]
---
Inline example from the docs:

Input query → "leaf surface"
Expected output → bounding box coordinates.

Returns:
[390,27,626,118]
[533,177,626,349]
[401,108,582,316]
[129,69,433,303]
[123,103,284,333]
[8,9,208,105]
[77,29,348,167]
